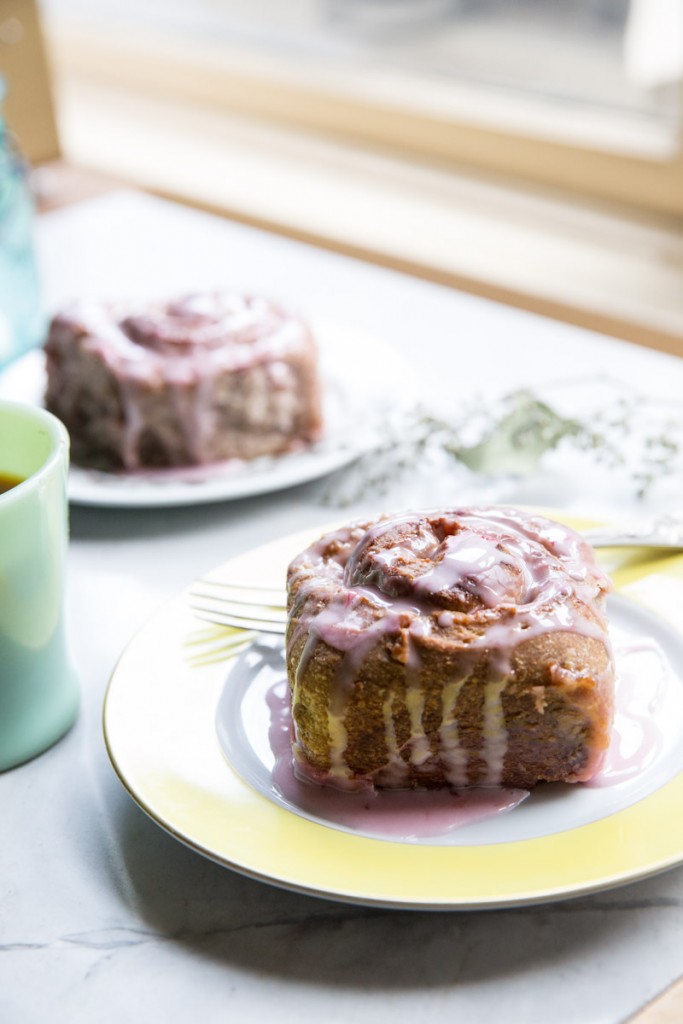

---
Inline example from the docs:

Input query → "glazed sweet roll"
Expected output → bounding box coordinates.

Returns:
[45,293,323,470]
[286,507,615,790]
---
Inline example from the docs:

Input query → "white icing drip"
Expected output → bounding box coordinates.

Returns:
[379,693,408,786]
[290,631,318,767]
[438,675,470,787]
[118,381,144,469]
[190,373,218,462]
[481,678,510,785]
[405,686,431,766]
[326,709,350,782]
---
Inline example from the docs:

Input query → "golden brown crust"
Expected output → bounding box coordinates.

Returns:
[286,508,615,790]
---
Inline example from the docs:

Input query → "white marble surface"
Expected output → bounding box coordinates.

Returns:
[3,192,683,1024]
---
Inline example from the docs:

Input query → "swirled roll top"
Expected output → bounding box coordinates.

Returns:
[289,508,610,643]
[52,293,310,380]
[122,293,282,354]
[286,508,615,791]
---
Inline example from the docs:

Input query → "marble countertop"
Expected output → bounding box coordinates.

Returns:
[2,192,683,1024]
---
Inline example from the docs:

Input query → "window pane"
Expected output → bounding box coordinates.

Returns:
[43,0,683,133]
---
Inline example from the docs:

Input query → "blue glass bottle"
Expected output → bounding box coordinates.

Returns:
[0,78,43,368]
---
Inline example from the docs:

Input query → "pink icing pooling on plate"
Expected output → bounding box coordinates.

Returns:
[590,639,668,787]
[261,635,668,840]
[266,680,529,839]
[287,507,615,790]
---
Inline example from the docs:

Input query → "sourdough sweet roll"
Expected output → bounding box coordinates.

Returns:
[286,507,615,790]
[45,292,322,470]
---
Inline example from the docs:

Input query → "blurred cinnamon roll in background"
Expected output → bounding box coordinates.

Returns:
[45,292,323,470]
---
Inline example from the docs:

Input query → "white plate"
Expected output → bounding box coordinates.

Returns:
[0,320,411,507]
[217,594,683,847]
[103,524,683,908]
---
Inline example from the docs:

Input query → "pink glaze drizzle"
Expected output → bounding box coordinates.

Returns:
[287,507,615,789]
[266,635,668,839]
[267,680,529,839]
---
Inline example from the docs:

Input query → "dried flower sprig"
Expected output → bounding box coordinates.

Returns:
[320,383,683,507]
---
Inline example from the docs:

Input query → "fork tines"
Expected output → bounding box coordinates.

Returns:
[189,577,287,635]
[195,578,285,605]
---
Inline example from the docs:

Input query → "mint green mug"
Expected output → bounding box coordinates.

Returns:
[0,401,79,770]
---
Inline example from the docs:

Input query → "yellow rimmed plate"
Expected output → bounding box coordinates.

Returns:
[103,519,683,909]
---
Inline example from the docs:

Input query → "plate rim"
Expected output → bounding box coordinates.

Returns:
[102,516,683,909]
[103,719,683,911]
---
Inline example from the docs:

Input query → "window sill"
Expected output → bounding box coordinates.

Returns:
[49,72,683,357]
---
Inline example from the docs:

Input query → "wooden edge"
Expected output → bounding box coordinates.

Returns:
[45,21,683,219]
[626,975,683,1023]
[1,0,60,162]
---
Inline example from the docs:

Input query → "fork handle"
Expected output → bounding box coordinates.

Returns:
[582,530,682,551]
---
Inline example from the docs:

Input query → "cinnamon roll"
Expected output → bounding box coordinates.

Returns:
[286,507,615,790]
[45,293,322,470]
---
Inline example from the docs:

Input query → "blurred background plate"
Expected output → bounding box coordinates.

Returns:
[0,318,415,507]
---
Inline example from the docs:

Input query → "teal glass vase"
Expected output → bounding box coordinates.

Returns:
[0,80,43,368]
